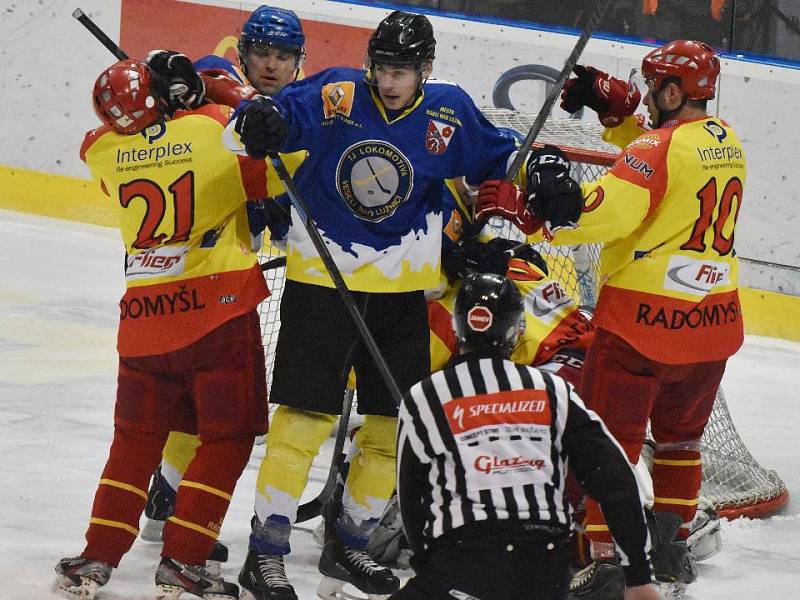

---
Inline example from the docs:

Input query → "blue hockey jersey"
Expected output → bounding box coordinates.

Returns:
[250,67,516,292]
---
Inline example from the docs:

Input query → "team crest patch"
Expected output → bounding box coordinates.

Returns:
[426,119,455,155]
[322,81,355,119]
[336,140,414,222]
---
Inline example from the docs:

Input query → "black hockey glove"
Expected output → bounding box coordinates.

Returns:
[235,96,288,160]
[442,236,510,281]
[146,50,205,115]
[525,145,583,235]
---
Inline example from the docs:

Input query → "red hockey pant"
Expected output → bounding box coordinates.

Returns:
[580,329,727,544]
[81,312,265,566]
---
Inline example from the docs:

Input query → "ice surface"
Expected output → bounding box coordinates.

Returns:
[0,210,798,598]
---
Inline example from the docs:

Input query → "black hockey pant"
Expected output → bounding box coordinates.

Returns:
[390,526,572,600]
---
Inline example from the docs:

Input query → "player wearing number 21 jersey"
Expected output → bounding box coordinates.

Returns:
[55,59,270,600]
[80,100,269,358]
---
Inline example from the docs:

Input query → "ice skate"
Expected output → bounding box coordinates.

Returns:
[155,556,239,599]
[317,534,400,599]
[565,557,624,600]
[238,549,298,600]
[647,511,697,584]
[53,556,113,600]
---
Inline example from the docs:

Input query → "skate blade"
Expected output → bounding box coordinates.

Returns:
[316,577,391,600]
[53,576,101,600]
[156,584,236,600]
[204,559,222,578]
[141,517,165,542]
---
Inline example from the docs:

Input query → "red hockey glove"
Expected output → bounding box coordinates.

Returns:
[200,69,257,109]
[475,180,543,235]
[560,65,641,128]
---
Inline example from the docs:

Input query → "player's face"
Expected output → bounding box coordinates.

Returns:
[644,78,684,127]
[373,62,431,110]
[244,45,299,96]
[643,78,660,127]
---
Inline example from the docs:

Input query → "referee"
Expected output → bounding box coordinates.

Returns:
[392,273,658,600]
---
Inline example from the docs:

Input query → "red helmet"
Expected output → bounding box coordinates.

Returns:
[641,40,720,101]
[92,59,160,134]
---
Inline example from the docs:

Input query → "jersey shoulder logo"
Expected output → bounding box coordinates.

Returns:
[336,140,413,222]
[426,119,455,155]
[140,122,166,144]
[322,81,355,119]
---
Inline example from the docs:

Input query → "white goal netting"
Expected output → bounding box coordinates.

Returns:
[256,109,788,519]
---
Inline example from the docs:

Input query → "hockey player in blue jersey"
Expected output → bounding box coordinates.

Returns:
[229,10,521,600]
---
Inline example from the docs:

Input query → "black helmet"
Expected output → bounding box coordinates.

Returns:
[453,273,525,358]
[367,10,435,66]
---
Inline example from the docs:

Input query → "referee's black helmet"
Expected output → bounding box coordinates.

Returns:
[453,273,525,358]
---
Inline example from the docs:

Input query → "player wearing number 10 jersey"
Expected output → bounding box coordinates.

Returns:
[54,58,269,599]
[477,40,745,596]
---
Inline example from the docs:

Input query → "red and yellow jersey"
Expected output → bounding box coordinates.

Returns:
[428,257,594,371]
[81,104,269,357]
[539,116,745,364]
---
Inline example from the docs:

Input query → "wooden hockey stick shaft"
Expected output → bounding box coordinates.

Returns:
[295,387,355,523]
[72,8,129,60]
[502,0,614,182]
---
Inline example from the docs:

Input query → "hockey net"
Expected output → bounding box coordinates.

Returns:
[256,108,788,519]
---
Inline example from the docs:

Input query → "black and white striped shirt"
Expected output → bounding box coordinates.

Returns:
[397,352,653,586]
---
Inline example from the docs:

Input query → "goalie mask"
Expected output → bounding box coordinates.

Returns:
[92,59,160,135]
[453,273,525,358]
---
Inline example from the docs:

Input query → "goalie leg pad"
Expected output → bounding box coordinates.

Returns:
[686,505,722,562]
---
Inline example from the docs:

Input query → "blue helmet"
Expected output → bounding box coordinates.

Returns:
[495,126,525,148]
[238,5,305,67]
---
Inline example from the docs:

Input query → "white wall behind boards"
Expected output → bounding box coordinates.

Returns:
[1,0,797,292]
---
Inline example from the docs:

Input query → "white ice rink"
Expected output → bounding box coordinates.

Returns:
[0,210,798,599]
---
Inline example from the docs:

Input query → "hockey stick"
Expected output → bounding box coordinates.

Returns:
[73,8,129,60]
[295,387,355,523]
[469,0,614,238]
[268,155,405,407]
[73,5,405,408]
[260,255,287,271]
[502,0,614,182]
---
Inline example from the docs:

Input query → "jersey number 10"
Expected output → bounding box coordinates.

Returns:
[681,176,743,256]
